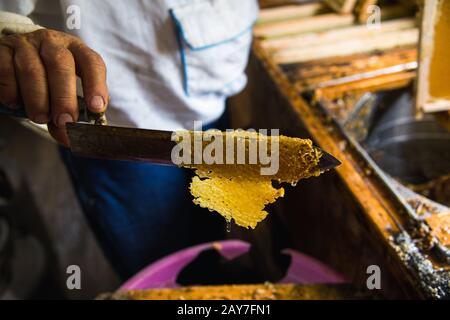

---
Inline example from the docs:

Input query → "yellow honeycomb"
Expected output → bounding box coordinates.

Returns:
[174,130,323,229]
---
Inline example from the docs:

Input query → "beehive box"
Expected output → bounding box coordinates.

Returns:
[228,0,449,299]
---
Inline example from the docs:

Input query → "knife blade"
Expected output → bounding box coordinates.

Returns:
[0,102,341,171]
[66,122,341,171]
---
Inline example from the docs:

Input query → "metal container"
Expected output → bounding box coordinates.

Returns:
[365,90,450,185]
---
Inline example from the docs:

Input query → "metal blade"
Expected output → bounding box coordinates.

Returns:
[315,147,341,171]
[67,123,341,171]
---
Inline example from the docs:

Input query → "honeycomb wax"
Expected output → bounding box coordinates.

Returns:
[172,130,323,229]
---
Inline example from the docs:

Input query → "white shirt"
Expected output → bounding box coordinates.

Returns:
[0,0,258,130]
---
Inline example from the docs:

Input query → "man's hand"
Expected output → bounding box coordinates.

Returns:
[0,29,108,146]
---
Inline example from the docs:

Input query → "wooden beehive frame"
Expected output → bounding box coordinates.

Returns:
[268,26,418,64]
[416,0,450,113]
[256,2,418,65]
[254,2,419,101]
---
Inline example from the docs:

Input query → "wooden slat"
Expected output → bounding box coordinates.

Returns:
[253,13,355,39]
[261,18,416,51]
[314,72,416,101]
[287,47,417,79]
[271,28,418,64]
[258,3,327,24]
[288,47,417,91]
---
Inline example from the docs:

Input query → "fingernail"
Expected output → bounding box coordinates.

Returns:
[34,114,49,124]
[57,113,73,128]
[90,96,105,112]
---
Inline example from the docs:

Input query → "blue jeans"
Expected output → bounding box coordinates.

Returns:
[60,116,228,279]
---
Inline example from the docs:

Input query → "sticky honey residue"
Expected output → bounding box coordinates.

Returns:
[173,131,323,229]
[429,0,450,100]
